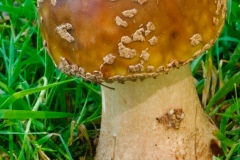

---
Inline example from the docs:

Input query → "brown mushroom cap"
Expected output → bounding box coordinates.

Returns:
[38,0,226,83]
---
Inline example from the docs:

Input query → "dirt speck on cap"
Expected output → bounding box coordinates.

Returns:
[122,8,138,18]
[56,23,74,42]
[51,0,56,6]
[121,36,133,44]
[147,66,155,72]
[148,36,158,45]
[190,34,202,47]
[213,17,219,26]
[140,49,150,62]
[133,0,148,5]
[115,16,128,27]
[128,63,145,73]
[118,42,136,59]
[103,54,116,65]
[132,28,145,42]
[100,53,116,69]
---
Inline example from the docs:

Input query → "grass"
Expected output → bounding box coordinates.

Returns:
[0,0,240,159]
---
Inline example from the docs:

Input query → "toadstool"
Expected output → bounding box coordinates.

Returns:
[37,0,226,159]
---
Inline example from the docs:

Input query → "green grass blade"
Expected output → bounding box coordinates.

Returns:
[0,110,73,119]
[206,72,240,113]
[0,78,75,109]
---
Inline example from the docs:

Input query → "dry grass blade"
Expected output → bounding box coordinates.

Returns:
[78,124,93,157]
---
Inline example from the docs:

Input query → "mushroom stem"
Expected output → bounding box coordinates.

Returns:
[96,64,221,159]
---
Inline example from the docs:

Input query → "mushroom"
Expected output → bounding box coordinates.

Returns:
[37,0,226,159]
